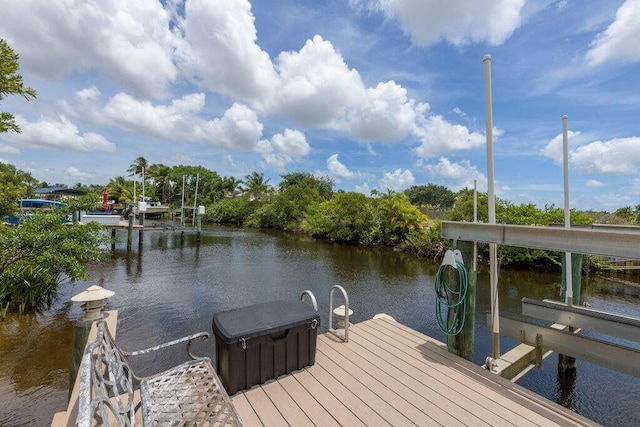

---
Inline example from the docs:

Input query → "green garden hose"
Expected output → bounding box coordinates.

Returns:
[435,260,469,336]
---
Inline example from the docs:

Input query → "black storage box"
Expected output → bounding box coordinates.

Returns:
[212,299,320,395]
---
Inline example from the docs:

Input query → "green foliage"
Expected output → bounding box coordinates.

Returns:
[304,192,376,244]
[247,185,323,231]
[0,162,37,216]
[613,205,640,224]
[205,197,256,224]
[450,189,595,268]
[241,171,272,201]
[279,172,334,200]
[404,184,456,208]
[0,214,110,312]
[106,176,134,203]
[374,194,429,247]
[1,39,37,133]
[397,224,446,258]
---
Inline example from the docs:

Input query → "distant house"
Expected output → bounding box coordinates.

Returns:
[34,187,86,200]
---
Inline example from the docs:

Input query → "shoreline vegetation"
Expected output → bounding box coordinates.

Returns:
[1,158,638,314]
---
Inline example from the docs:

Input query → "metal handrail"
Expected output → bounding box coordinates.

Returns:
[328,285,349,342]
[300,290,318,311]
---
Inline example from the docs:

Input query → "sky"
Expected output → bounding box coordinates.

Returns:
[1,0,639,211]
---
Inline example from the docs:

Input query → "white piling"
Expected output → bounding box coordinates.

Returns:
[484,54,500,359]
[562,115,573,306]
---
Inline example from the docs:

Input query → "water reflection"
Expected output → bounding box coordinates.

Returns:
[1,224,639,426]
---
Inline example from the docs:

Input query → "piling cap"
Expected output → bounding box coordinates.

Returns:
[71,285,115,302]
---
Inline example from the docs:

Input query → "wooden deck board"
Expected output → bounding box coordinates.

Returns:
[317,334,468,427]
[354,320,535,426]
[371,317,591,427]
[230,317,599,427]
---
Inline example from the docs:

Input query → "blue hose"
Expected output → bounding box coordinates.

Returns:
[434,260,469,336]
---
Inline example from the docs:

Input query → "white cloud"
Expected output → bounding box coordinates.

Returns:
[358,0,525,47]
[379,168,414,191]
[354,182,374,195]
[179,0,278,102]
[555,0,569,12]
[586,179,605,187]
[419,157,487,191]
[348,81,421,142]
[4,115,116,153]
[586,0,640,67]
[66,167,93,179]
[540,130,582,163]
[571,137,640,174]
[327,154,356,179]
[414,115,486,157]
[0,0,179,98]
[271,35,365,126]
[103,92,207,140]
[256,129,310,171]
[0,144,20,154]
[205,103,264,150]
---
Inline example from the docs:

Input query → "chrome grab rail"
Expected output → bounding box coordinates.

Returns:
[300,290,318,311]
[328,285,349,342]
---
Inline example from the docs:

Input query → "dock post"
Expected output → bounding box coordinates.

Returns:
[447,240,477,361]
[69,320,91,400]
[111,228,116,250]
[197,205,204,241]
[139,213,144,248]
[559,253,583,374]
[127,215,133,249]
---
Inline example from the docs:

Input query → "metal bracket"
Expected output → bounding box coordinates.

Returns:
[239,337,246,351]
[535,334,543,368]
[519,329,525,344]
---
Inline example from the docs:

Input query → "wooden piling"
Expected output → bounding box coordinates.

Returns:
[197,214,202,241]
[447,240,476,361]
[559,252,583,374]
[127,215,133,249]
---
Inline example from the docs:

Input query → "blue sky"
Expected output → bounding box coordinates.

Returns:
[1,0,639,211]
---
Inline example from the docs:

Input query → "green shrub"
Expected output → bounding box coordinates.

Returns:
[0,214,109,314]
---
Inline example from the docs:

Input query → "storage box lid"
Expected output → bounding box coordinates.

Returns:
[212,299,320,344]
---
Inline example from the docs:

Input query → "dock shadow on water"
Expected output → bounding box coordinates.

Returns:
[1,223,640,426]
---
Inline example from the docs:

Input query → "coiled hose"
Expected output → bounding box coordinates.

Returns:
[435,260,469,336]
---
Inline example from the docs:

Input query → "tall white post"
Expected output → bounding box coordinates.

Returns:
[181,175,186,227]
[473,178,478,272]
[484,54,500,359]
[563,115,573,306]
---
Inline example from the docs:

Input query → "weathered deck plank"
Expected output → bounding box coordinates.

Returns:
[230,317,599,427]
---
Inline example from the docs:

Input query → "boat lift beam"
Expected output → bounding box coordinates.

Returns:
[441,221,640,259]
[497,314,640,378]
[522,298,640,343]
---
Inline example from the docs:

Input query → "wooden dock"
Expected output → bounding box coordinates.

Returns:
[53,314,599,426]
[231,317,598,426]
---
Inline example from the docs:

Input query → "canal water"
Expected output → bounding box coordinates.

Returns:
[1,224,639,426]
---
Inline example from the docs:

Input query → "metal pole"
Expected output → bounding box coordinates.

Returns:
[484,54,500,359]
[181,175,186,227]
[473,179,478,272]
[192,173,199,227]
[563,115,573,307]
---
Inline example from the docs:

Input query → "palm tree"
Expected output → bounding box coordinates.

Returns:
[127,157,148,176]
[222,176,242,198]
[106,176,134,203]
[127,157,149,199]
[147,163,171,203]
[241,172,271,201]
